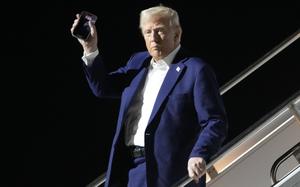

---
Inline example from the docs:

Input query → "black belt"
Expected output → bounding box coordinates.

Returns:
[129,146,145,158]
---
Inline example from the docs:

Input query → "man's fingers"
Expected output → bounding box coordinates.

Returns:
[70,15,80,34]
[89,21,96,35]
[188,166,201,183]
[187,157,206,184]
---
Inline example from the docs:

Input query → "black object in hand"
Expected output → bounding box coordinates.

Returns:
[72,11,97,40]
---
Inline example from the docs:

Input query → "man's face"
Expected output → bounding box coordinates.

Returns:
[141,16,181,61]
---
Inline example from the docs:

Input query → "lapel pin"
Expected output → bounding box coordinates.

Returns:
[176,67,180,72]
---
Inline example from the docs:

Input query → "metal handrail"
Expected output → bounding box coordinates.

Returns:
[87,28,300,187]
[270,142,300,185]
[220,28,300,95]
[220,29,300,95]
[174,28,300,187]
[86,173,106,187]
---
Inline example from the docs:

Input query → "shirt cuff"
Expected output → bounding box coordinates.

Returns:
[81,49,99,66]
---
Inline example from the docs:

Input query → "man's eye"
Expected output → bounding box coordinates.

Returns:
[158,29,167,34]
[144,30,151,35]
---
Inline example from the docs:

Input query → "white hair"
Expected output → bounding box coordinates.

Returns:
[139,5,181,30]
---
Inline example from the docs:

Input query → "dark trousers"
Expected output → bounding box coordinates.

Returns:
[127,156,147,187]
[109,156,205,187]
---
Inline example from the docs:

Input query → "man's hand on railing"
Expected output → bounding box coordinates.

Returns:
[187,157,206,184]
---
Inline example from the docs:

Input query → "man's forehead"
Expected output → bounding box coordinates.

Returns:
[143,23,167,29]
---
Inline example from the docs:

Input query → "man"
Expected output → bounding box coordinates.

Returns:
[71,5,227,187]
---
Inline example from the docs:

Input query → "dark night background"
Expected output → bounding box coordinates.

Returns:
[5,1,300,187]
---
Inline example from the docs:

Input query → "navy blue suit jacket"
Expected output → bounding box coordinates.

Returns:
[83,48,228,187]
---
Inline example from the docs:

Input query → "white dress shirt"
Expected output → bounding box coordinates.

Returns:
[125,45,181,146]
[82,49,99,66]
[82,45,181,147]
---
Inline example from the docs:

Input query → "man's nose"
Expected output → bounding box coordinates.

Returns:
[149,31,159,42]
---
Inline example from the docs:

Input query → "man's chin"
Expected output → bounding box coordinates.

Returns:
[150,51,163,60]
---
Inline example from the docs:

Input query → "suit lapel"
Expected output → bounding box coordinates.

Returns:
[148,62,186,125]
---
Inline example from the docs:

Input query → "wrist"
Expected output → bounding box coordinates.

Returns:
[84,46,98,55]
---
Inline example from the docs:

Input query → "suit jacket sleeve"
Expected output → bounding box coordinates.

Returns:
[189,64,228,162]
[81,54,141,98]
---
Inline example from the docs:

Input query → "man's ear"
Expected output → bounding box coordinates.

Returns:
[174,27,182,41]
